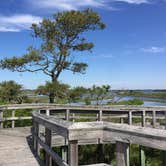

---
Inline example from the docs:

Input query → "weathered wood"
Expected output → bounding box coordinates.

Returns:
[45,128,52,166]
[0,127,39,166]
[12,110,15,128]
[33,121,40,156]
[152,110,156,128]
[35,134,68,166]
[120,117,124,124]
[68,140,78,166]
[66,109,70,121]
[141,111,146,127]
[128,111,132,125]
[98,110,103,121]
[61,146,68,163]
[104,122,166,151]
[46,109,50,116]
[0,111,3,128]
[116,141,129,166]
[139,146,145,166]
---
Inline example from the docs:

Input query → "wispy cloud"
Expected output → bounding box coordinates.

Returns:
[141,46,166,53]
[31,0,107,10]
[0,14,42,32]
[29,0,150,11]
[113,0,149,4]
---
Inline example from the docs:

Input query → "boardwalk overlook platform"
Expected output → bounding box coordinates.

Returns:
[1,104,166,166]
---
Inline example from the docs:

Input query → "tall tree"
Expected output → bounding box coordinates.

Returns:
[0,9,105,103]
[36,81,70,103]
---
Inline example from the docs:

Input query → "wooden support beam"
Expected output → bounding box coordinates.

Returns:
[0,111,3,128]
[152,110,156,128]
[45,128,52,166]
[72,113,75,122]
[116,141,129,166]
[139,146,145,166]
[12,110,15,128]
[46,109,50,116]
[162,151,166,166]
[120,117,124,124]
[33,121,40,156]
[68,140,78,166]
[141,111,146,127]
[98,110,102,121]
[128,111,132,125]
[61,146,68,163]
[66,109,70,121]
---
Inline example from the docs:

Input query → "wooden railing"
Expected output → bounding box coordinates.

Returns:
[1,104,166,166]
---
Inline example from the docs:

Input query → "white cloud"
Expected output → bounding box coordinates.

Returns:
[141,46,166,53]
[31,0,106,10]
[0,14,42,32]
[30,0,149,11]
[113,0,149,4]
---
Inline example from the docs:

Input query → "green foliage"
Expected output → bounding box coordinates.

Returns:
[0,9,105,80]
[36,81,70,103]
[0,81,30,104]
[0,9,105,103]
[88,84,111,105]
[67,86,88,103]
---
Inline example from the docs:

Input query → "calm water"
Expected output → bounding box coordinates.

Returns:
[116,96,166,106]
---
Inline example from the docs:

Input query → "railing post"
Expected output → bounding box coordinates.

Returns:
[98,110,102,121]
[165,111,166,130]
[68,140,78,166]
[61,109,70,162]
[45,128,52,166]
[61,146,68,163]
[65,109,70,121]
[0,111,3,128]
[141,110,146,127]
[152,110,156,128]
[139,146,145,166]
[33,121,40,156]
[128,111,132,125]
[116,141,129,166]
[120,117,124,124]
[12,110,15,128]
[46,109,50,116]
[72,113,75,122]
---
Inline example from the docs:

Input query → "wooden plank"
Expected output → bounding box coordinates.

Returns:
[128,111,132,125]
[35,134,68,166]
[141,111,146,127]
[139,146,145,166]
[116,141,129,166]
[12,110,15,128]
[152,110,156,128]
[104,122,166,151]
[45,128,52,166]
[61,146,68,163]
[33,121,40,156]
[68,140,78,166]
[0,111,3,128]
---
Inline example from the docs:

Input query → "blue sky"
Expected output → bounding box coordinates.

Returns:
[0,0,166,89]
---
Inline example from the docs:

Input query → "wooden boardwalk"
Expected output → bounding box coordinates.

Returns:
[0,127,39,166]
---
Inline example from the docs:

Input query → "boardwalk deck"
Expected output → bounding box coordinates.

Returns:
[0,127,39,166]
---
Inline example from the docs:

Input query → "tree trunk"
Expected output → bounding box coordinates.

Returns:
[49,74,57,103]
[49,93,54,103]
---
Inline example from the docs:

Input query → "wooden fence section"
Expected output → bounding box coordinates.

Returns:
[1,104,166,165]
